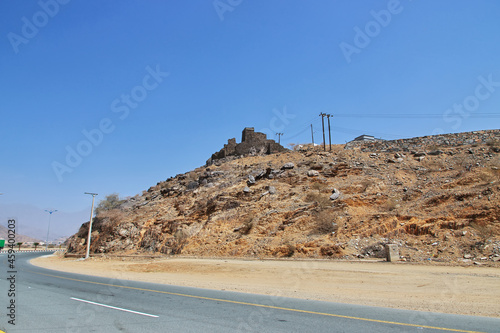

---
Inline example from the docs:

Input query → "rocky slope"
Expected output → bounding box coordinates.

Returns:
[67,130,500,264]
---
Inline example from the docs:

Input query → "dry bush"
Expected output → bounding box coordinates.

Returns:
[385,197,399,212]
[170,228,190,254]
[486,139,500,147]
[283,242,296,257]
[422,159,447,172]
[96,208,126,232]
[471,221,495,243]
[320,244,343,257]
[477,168,500,183]
[311,182,328,192]
[360,179,373,192]
[304,191,331,209]
[313,210,339,234]
[95,193,126,215]
[239,216,256,235]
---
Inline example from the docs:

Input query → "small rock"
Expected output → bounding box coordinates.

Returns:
[463,254,473,259]
[243,186,251,193]
[282,162,295,170]
[268,186,277,195]
[428,150,444,156]
[247,175,256,186]
[330,188,340,200]
[307,170,320,177]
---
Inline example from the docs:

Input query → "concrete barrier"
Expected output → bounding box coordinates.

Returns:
[385,244,399,262]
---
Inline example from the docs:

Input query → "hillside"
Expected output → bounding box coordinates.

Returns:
[0,225,42,243]
[67,129,500,264]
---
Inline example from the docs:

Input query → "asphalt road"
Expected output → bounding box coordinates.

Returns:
[0,252,499,333]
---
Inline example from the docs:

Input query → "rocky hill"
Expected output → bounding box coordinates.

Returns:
[67,129,500,264]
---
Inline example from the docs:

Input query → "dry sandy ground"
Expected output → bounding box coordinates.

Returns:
[32,254,500,318]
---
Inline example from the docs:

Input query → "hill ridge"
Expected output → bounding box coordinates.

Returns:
[67,129,500,264]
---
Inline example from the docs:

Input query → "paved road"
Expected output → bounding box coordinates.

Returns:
[0,252,499,332]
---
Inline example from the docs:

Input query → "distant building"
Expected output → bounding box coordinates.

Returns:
[353,134,376,142]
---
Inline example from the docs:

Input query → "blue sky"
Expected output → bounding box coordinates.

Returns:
[0,0,499,239]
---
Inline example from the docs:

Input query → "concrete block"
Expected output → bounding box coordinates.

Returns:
[385,244,399,262]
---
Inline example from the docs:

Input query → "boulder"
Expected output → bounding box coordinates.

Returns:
[187,181,199,190]
[428,150,444,156]
[330,188,340,200]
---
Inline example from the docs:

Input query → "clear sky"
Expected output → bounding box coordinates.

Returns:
[1,1,499,238]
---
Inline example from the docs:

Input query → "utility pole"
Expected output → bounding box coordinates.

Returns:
[327,114,332,151]
[319,113,326,151]
[84,192,98,259]
[310,124,314,146]
[44,210,58,250]
[276,132,283,145]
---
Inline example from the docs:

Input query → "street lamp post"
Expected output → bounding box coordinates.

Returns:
[84,192,98,259]
[44,210,58,250]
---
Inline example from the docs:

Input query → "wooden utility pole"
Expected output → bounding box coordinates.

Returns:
[327,114,332,151]
[319,113,326,151]
[310,124,314,146]
[276,132,283,145]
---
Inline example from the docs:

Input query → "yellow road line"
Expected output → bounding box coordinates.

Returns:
[30,270,483,333]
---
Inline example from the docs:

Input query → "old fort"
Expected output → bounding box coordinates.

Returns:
[207,127,287,165]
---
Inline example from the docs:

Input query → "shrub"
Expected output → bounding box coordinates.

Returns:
[314,210,339,234]
[97,209,126,232]
[320,244,343,257]
[305,191,331,209]
[284,242,296,257]
[95,193,126,215]
[240,217,256,235]
[311,182,328,192]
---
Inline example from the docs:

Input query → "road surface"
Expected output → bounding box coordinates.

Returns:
[0,252,499,332]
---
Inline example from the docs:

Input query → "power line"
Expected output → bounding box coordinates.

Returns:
[333,113,500,118]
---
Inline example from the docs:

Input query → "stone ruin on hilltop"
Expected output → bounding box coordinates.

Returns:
[207,127,287,165]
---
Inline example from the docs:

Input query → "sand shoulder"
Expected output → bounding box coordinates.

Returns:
[31,254,500,318]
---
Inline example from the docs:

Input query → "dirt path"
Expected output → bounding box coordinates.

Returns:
[32,254,500,318]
